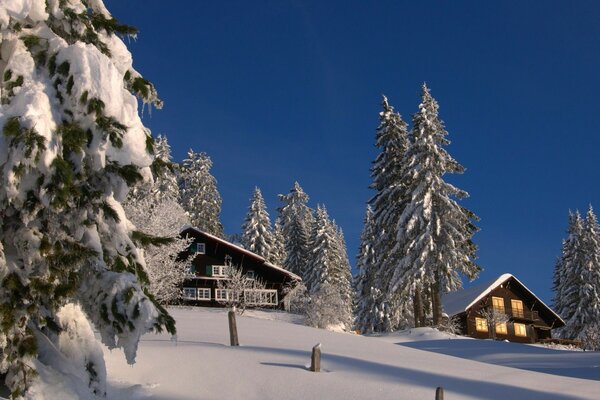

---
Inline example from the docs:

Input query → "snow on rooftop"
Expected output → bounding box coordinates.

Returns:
[442,273,565,324]
[182,226,302,281]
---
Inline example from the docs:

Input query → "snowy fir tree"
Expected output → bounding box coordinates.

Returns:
[124,195,192,305]
[178,149,224,237]
[270,217,287,266]
[354,206,388,333]
[358,96,411,332]
[553,210,584,324]
[150,134,180,202]
[556,206,600,339]
[0,1,175,397]
[241,187,274,260]
[387,84,480,327]
[278,182,313,279]
[305,206,352,329]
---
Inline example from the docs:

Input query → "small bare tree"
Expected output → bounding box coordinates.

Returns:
[281,281,310,314]
[580,324,600,351]
[438,315,462,335]
[216,265,266,314]
[479,308,510,340]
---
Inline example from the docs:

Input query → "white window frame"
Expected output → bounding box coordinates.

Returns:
[215,288,240,301]
[243,289,278,306]
[183,287,197,300]
[197,288,211,301]
[212,265,230,277]
[192,242,205,254]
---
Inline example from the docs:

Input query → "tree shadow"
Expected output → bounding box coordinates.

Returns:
[241,345,594,400]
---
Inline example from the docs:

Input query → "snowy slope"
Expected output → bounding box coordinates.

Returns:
[104,307,600,400]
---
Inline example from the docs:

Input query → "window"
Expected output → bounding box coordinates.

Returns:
[495,323,508,335]
[212,265,230,277]
[183,287,197,300]
[244,289,278,306]
[191,243,205,254]
[197,288,211,301]
[514,323,527,337]
[215,288,240,301]
[511,299,524,318]
[492,296,505,313]
[475,317,488,332]
[245,270,255,280]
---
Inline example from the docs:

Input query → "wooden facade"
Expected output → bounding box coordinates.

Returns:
[442,274,565,343]
[179,227,301,309]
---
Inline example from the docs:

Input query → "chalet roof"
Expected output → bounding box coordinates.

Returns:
[181,226,302,281]
[441,273,565,325]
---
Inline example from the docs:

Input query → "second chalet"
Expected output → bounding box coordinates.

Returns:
[442,273,565,343]
[179,227,301,309]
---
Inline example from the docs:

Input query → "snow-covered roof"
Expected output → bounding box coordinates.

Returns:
[442,273,564,324]
[181,226,302,281]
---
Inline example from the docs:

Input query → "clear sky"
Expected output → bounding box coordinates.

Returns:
[105,0,600,304]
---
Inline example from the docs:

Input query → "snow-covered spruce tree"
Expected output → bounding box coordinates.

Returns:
[363,95,411,331]
[305,206,352,329]
[178,149,224,237]
[0,1,175,397]
[552,210,584,324]
[278,182,313,279]
[559,206,600,339]
[388,84,480,327]
[354,206,384,333]
[241,187,274,260]
[270,217,287,266]
[124,195,192,305]
[149,134,180,202]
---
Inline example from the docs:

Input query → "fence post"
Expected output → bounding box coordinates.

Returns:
[228,310,239,346]
[435,387,444,400]
[310,343,321,372]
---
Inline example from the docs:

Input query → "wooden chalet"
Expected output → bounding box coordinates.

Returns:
[179,227,301,309]
[442,274,565,343]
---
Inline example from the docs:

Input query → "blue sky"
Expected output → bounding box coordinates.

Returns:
[105,0,600,303]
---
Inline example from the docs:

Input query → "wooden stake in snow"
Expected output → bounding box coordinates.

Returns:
[310,343,321,372]
[435,387,444,400]
[228,310,239,346]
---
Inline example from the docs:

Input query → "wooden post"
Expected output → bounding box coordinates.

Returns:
[310,343,321,372]
[228,310,239,346]
[435,387,444,400]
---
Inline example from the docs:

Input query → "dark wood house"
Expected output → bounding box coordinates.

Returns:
[180,227,301,309]
[442,274,565,343]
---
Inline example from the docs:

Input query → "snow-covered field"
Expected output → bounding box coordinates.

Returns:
[103,307,600,400]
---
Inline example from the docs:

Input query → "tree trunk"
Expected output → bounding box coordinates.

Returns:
[432,273,442,326]
[413,287,423,327]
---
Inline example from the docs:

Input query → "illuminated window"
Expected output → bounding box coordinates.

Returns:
[511,300,524,318]
[492,296,505,313]
[475,317,488,332]
[495,323,508,335]
[514,323,527,337]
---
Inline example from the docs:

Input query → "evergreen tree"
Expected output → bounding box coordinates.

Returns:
[178,149,224,237]
[241,187,274,260]
[354,206,385,333]
[0,2,174,396]
[364,96,411,331]
[278,182,313,279]
[270,218,287,266]
[559,206,600,339]
[388,84,480,327]
[152,135,180,202]
[553,211,583,322]
[305,206,352,328]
